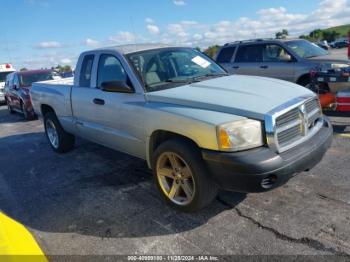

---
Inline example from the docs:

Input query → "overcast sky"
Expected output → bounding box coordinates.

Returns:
[1,0,350,69]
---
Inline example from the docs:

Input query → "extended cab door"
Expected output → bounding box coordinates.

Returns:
[71,52,146,159]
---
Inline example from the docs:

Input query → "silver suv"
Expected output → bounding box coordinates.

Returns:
[215,39,350,92]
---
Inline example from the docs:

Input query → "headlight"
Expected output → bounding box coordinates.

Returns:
[331,63,350,69]
[217,119,263,152]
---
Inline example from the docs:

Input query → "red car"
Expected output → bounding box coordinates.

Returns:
[4,70,55,120]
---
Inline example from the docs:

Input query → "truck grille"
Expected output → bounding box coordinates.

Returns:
[275,98,322,151]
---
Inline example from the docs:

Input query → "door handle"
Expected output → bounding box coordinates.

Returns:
[93,98,105,105]
[260,65,269,69]
[232,66,240,69]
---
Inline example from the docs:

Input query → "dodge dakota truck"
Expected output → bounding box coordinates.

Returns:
[31,44,333,212]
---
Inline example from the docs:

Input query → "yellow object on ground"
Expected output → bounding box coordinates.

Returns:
[0,212,47,262]
[336,133,350,138]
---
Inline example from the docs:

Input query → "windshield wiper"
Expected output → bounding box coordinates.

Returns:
[164,79,200,84]
[193,73,229,81]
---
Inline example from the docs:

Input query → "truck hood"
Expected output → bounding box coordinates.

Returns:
[145,75,314,120]
[306,53,350,64]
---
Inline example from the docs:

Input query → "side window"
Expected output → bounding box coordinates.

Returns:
[97,54,127,88]
[13,75,20,87]
[263,44,292,62]
[235,44,263,63]
[79,55,95,87]
[216,46,236,63]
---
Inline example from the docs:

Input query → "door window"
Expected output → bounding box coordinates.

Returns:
[263,44,292,62]
[97,55,127,88]
[79,55,95,87]
[235,45,263,62]
[216,46,236,63]
[13,75,20,89]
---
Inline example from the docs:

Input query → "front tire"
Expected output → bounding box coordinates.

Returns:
[21,101,35,120]
[44,112,75,153]
[6,100,14,114]
[152,139,218,212]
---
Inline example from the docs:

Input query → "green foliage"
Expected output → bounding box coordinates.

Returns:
[299,24,350,42]
[322,31,341,42]
[203,45,221,58]
[20,68,28,71]
[275,29,289,39]
[53,64,72,73]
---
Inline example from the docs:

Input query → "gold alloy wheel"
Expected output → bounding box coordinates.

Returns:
[156,152,195,206]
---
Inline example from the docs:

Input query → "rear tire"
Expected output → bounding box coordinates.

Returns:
[44,111,75,153]
[152,139,218,212]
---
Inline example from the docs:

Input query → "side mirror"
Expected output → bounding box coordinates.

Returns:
[280,54,292,62]
[101,81,134,93]
[13,84,18,90]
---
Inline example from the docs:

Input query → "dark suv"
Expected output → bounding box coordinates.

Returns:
[215,39,350,92]
[4,70,55,120]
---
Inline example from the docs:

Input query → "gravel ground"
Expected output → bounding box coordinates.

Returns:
[0,104,350,259]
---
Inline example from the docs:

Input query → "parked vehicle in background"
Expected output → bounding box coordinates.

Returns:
[31,44,332,212]
[215,39,350,93]
[60,71,74,78]
[0,64,15,104]
[332,41,349,49]
[317,40,330,50]
[4,70,55,120]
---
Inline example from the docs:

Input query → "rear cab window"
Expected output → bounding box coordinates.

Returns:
[79,55,95,87]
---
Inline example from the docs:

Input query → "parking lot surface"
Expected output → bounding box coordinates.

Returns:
[0,105,350,256]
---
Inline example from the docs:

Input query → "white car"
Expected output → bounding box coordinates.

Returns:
[0,64,15,104]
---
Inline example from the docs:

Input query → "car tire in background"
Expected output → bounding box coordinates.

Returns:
[152,139,218,212]
[6,100,15,114]
[44,111,75,153]
[20,101,35,121]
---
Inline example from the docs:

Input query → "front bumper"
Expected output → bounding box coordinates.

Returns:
[202,118,333,193]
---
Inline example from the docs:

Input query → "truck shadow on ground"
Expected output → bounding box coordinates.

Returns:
[0,106,27,124]
[0,132,246,239]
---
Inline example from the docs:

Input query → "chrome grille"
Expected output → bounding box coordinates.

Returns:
[274,98,322,152]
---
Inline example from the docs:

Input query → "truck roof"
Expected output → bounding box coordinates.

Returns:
[94,44,178,55]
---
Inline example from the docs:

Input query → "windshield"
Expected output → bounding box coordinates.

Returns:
[0,72,13,83]
[126,48,227,92]
[19,72,54,87]
[285,40,328,58]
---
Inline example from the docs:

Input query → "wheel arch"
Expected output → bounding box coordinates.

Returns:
[147,130,201,169]
[41,104,56,117]
[296,73,311,86]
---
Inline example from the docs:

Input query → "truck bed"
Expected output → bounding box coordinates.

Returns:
[31,77,74,119]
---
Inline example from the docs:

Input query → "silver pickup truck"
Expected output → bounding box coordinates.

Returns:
[31,44,333,212]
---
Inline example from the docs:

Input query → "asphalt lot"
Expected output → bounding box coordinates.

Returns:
[0,105,349,257]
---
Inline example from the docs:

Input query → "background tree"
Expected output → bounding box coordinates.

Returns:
[276,29,289,39]
[20,68,28,71]
[322,31,341,42]
[203,45,221,58]
[309,29,323,40]
[53,64,72,73]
